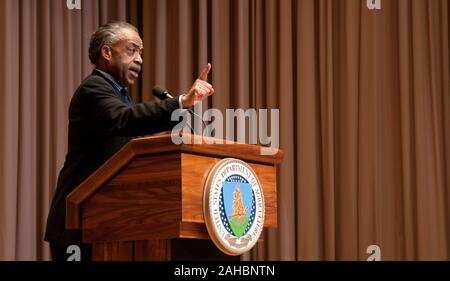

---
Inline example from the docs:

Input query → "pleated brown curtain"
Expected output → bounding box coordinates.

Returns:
[288,0,450,260]
[1,0,449,261]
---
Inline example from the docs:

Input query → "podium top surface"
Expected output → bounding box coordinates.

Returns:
[128,132,284,165]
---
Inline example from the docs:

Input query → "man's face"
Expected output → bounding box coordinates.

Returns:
[103,29,143,88]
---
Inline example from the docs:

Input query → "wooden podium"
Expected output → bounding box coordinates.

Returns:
[66,133,283,261]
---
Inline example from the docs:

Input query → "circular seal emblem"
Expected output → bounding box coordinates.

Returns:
[203,158,265,256]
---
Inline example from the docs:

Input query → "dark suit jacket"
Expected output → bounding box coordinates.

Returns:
[45,69,180,244]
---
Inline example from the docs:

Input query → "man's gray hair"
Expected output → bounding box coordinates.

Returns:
[88,21,138,64]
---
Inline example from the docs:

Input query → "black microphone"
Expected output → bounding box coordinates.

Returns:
[152,86,173,99]
[151,86,206,135]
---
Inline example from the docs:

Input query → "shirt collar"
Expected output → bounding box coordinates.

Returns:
[94,69,126,94]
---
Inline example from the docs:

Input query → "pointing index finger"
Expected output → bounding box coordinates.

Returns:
[198,63,211,81]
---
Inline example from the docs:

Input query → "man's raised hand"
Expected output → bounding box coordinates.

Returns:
[182,63,214,108]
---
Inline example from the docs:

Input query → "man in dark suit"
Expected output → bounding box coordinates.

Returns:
[44,21,214,261]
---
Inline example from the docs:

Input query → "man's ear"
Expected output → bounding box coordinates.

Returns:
[101,45,112,61]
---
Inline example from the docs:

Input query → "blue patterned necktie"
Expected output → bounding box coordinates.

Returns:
[120,88,132,106]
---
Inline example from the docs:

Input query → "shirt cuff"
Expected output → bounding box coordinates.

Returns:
[178,95,184,109]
